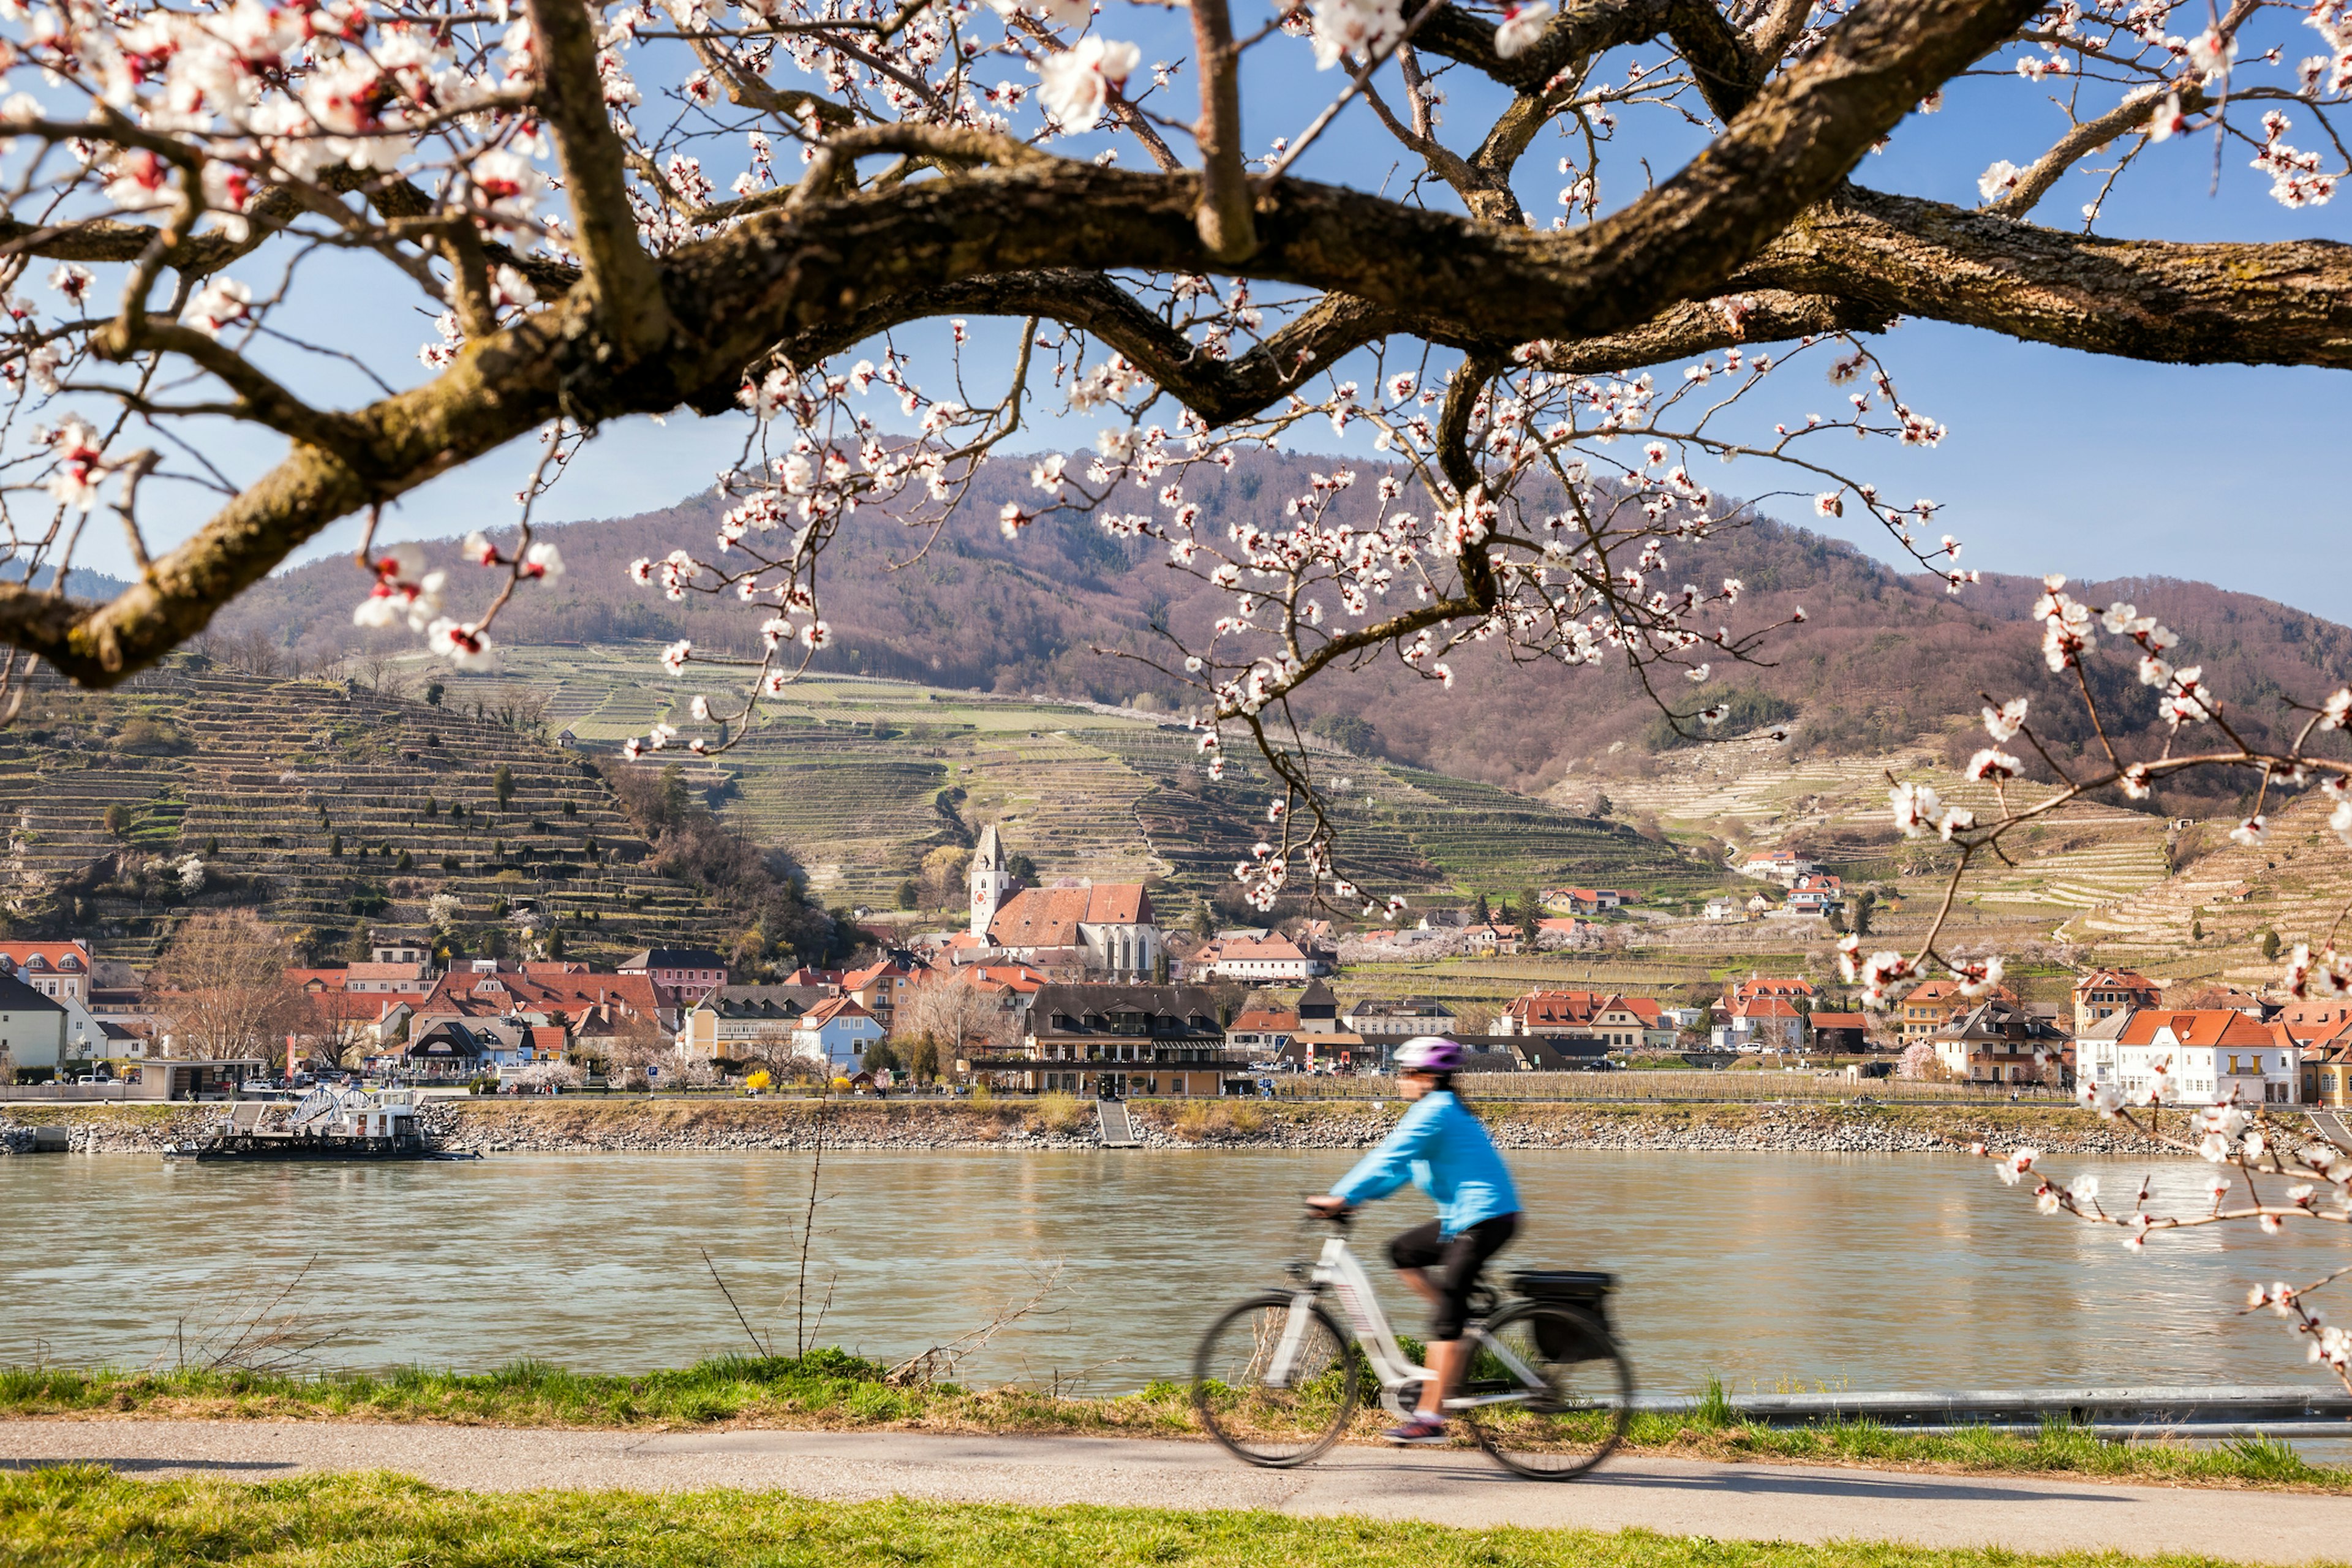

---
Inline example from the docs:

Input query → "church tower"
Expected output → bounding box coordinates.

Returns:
[970,824,1011,939]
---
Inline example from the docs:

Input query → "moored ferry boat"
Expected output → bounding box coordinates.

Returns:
[164,1087,476,1162]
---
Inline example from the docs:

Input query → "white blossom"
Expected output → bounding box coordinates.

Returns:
[1035,37,1139,131]
[1493,1,1554,58]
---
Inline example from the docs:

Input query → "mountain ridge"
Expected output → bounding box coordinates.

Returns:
[195,452,2350,811]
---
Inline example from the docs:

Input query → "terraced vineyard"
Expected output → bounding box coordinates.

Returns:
[0,661,735,963]
[2062,792,2352,982]
[423,645,1714,910]
[1596,728,2182,934]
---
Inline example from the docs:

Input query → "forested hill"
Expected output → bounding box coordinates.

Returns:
[205,451,2351,804]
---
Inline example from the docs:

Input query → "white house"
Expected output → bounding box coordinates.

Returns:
[0,972,70,1077]
[791,997,886,1073]
[56,990,116,1066]
[1213,935,1314,982]
[1784,874,1845,917]
[2079,1008,2299,1106]
[1712,995,1807,1053]
[1737,848,1815,886]
[1702,897,1745,922]
[1343,997,1458,1036]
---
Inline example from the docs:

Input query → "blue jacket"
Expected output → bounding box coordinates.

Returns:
[1329,1090,1520,1235]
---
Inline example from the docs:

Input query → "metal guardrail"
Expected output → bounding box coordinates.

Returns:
[1270,1071,2071,1104]
[1632,1385,2352,1438]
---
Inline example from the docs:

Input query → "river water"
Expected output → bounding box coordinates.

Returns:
[6,1149,2347,1400]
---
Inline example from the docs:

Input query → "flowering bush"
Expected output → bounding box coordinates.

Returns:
[514,1059,583,1092]
[1894,1041,1939,1081]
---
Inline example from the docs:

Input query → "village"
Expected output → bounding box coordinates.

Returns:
[2,821,2346,1115]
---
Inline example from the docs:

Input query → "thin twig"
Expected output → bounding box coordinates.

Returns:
[702,1246,772,1358]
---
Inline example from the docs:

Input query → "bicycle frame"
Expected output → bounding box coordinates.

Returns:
[1267,1232,1545,1412]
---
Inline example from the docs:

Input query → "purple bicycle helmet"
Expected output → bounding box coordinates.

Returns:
[1393,1036,1466,1074]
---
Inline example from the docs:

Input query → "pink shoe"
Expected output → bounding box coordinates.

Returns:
[1383,1414,1448,1444]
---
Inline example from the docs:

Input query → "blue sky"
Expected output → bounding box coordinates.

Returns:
[74,6,2352,622]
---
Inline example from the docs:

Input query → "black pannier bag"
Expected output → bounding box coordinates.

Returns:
[1510,1270,1616,1363]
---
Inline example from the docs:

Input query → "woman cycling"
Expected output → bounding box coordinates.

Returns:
[1306,1035,1521,1444]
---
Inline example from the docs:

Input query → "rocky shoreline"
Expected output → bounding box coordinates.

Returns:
[0,1099,2174,1158]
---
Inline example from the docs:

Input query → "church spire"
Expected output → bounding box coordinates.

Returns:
[970,824,1011,938]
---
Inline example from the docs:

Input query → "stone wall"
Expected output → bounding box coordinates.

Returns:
[0,1098,2172,1158]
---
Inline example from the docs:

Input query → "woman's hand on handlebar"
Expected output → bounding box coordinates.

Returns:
[1305,1194,1351,1218]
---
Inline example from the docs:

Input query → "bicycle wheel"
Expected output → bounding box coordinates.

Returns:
[1191,1292,1360,1467]
[1460,1300,1632,1479]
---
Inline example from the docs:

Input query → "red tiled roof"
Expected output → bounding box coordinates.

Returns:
[1506,989,1606,1027]
[2279,1001,2352,1046]
[953,965,1049,993]
[0,941,90,970]
[1229,1009,1299,1031]
[800,996,875,1026]
[416,970,668,1022]
[987,884,1155,947]
[1217,936,1308,962]
[844,959,929,990]
[1730,977,1817,1001]
[1809,1012,1870,1029]
[2076,968,2157,995]
[2116,1009,2282,1049]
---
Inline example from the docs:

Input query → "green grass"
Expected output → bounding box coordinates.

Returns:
[1624,1409,2352,1490]
[0,1466,2319,1568]
[0,1353,1016,1433]
[5,1357,2350,1494]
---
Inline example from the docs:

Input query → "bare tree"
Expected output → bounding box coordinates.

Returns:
[919,846,974,918]
[899,976,1017,1068]
[595,1012,677,1089]
[146,912,305,1061]
[354,653,412,700]
[294,990,374,1072]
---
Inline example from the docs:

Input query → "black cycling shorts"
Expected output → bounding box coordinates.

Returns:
[1389,1212,1520,1340]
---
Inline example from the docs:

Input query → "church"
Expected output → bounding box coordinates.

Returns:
[968,826,1164,978]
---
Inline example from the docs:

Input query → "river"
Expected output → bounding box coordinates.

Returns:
[5,1149,2345,1399]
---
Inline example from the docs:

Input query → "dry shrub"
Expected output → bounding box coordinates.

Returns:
[1033,1091,1087,1134]
[1172,1100,1264,1139]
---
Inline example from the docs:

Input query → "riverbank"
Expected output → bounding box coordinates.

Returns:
[0,1354,2342,1495]
[0,1098,2173,1157]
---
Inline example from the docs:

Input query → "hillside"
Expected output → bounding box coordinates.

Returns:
[424,651,1713,910]
[197,453,2352,812]
[1,662,750,964]
[0,655,1710,962]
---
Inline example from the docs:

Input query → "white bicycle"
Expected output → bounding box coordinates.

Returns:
[1190,1208,1634,1478]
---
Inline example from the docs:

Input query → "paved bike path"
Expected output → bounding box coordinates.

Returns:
[4,1420,2348,1564]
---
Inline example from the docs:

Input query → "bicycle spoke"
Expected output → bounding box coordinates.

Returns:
[1462,1302,1632,1480]
[1192,1294,1359,1468]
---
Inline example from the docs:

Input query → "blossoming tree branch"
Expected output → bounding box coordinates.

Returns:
[0,0,2348,921]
